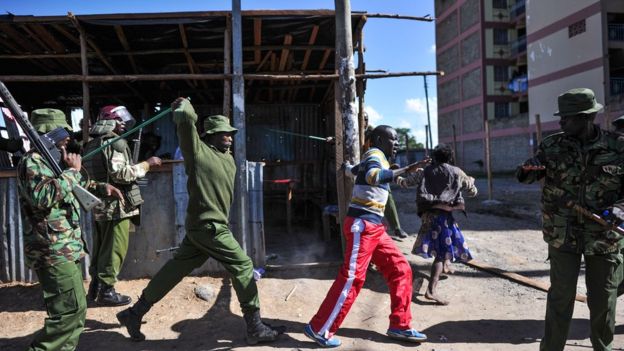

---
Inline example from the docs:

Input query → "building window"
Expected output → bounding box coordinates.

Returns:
[568,19,586,38]
[494,66,509,81]
[493,28,509,45]
[492,0,507,9]
[495,102,510,118]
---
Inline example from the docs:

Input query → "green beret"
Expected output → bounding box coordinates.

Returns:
[31,108,72,133]
[203,115,237,135]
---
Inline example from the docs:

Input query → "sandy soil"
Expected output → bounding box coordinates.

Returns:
[1,177,623,351]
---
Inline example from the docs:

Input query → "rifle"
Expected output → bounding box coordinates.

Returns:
[132,126,142,165]
[0,81,101,210]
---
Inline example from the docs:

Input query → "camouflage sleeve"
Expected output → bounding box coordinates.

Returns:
[173,99,201,162]
[107,149,148,184]
[83,179,109,196]
[457,168,478,197]
[516,145,546,184]
[19,153,82,209]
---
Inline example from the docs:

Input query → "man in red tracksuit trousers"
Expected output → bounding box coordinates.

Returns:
[304,125,429,348]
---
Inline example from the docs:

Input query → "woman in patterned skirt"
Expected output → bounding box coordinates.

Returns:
[400,143,477,305]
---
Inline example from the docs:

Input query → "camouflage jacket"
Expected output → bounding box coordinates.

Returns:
[517,127,624,254]
[17,151,107,269]
[85,135,150,221]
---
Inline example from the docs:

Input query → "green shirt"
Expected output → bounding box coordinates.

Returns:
[174,100,236,231]
[518,126,624,255]
[17,151,106,269]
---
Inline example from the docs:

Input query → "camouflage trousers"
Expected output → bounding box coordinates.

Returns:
[89,218,131,286]
[29,261,87,351]
[541,245,623,351]
[142,222,260,313]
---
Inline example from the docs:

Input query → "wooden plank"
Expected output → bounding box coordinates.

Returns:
[114,25,139,74]
[223,15,232,116]
[278,34,292,72]
[301,25,320,71]
[78,25,91,145]
[253,18,262,64]
[22,24,79,73]
[465,259,587,303]
[308,48,332,101]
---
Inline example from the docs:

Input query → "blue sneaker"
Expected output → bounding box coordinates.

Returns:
[304,324,341,348]
[386,328,427,343]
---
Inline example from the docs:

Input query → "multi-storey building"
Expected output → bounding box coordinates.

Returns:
[435,0,529,173]
[527,0,624,135]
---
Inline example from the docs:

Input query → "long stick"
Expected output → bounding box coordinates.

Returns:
[465,260,587,303]
[82,107,172,161]
[265,127,329,141]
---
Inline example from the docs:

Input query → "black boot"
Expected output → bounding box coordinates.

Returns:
[116,294,152,341]
[243,310,283,345]
[87,279,99,302]
[97,284,132,306]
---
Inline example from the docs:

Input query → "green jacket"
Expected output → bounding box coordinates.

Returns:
[174,100,236,231]
[17,151,107,269]
[518,126,624,255]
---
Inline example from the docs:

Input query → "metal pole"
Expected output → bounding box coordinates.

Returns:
[78,25,90,144]
[231,0,248,253]
[334,0,360,230]
[424,76,433,149]
[425,124,430,156]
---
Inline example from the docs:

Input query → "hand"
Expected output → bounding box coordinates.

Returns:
[521,156,545,171]
[62,147,82,171]
[390,163,400,170]
[104,184,125,205]
[171,97,187,110]
[405,157,431,173]
[342,162,356,177]
[602,209,623,228]
[325,136,335,144]
[146,156,162,167]
[397,176,409,188]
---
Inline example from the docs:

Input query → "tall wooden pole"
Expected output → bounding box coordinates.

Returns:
[334,0,360,228]
[425,124,430,156]
[77,23,90,143]
[231,0,248,253]
[534,113,542,146]
[484,119,493,201]
[424,76,433,149]
[452,123,458,165]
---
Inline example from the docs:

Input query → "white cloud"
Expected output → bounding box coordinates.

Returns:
[364,105,383,127]
[403,97,438,146]
[429,44,436,54]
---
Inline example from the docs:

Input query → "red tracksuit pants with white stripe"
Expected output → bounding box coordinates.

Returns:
[309,216,413,338]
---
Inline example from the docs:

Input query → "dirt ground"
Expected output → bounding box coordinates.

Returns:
[1,176,624,351]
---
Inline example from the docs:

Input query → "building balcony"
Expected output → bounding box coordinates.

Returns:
[511,36,527,56]
[609,24,624,41]
[510,0,526,22]
[612,77,624,99]
[508,75,528,94]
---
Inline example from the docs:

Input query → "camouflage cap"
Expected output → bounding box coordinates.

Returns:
[554,88,603,116]
[612,114,624,126]
[31,108,72,133]
[202,115,237,136]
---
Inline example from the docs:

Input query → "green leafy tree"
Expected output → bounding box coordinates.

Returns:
[395,127,423,150]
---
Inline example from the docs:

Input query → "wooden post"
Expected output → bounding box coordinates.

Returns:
[77,24,90,143]
[484,119,493,201]
[334,0,360,230]
[223,15,232,117]
[535,113,542,146]
[424,76,433,149]
[231,0,248,253]
[452,123,458,165]
[404,133,410,164]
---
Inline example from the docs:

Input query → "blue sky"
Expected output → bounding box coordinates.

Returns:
[2,0,437,145]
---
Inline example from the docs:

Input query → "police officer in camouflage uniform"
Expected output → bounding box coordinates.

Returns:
[116,98,283,345]
[83,105,162,306]
[517,88,624,351]
[18,108,123,351]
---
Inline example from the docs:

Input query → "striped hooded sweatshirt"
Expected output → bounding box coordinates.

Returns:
[347,147,395,224]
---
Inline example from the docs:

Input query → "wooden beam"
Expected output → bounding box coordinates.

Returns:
[22,24,79,73]
[223,14,232,116]
[68,13,147,103]
[0,23,56,73]
[50,24,80,46]
[364,13,434,21]
[253,18,262,64]
[78,23,91,144]
[0,45,335,60]
[309,48,332,101]
[114,25,139,74]
[278,34,292,72]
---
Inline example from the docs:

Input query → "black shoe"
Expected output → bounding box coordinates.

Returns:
[244,310,282,345]
[393,228,408,238]
[116,294,151,342]
[87,279,99,302]
[97,285,132,306]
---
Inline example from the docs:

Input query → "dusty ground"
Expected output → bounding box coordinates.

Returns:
[1,176,624,351]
